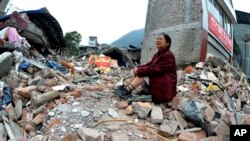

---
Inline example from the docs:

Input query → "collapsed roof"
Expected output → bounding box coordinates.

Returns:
[0,7,65,50]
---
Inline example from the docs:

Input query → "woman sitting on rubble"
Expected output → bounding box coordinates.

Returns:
[114,33,177,104]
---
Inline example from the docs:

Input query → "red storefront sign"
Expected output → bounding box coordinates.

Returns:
[208,12,233,53]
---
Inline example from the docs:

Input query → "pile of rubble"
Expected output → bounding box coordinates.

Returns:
[1,43,250,141]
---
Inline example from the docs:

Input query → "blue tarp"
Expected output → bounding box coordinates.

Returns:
[19,61,31,71]
[46,60,68,74]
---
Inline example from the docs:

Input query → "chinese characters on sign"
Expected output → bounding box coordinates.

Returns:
[208,12,233,53]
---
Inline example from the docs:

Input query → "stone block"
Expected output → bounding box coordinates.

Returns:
[133,102,152,119]
[0,52,12,78]
[151,106,163,124]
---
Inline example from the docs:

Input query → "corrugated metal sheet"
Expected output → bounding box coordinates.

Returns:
[236,10,250,24]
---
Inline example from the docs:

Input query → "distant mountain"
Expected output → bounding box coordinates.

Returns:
[112,28,144,48]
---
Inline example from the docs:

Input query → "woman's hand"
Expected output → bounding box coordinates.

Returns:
[133,67,138,76]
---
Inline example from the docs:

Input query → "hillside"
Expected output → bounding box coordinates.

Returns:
[111,28,144,48]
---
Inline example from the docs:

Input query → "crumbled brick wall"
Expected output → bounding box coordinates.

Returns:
[142,0,203,65]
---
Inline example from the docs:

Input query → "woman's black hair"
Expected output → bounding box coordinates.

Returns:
[159,32,171,47]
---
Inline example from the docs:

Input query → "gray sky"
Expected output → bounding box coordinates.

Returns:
[10,0,148,45]
[232,0,250,13]
[9,0,250,45]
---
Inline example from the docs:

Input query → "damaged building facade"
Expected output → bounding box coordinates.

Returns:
[233,10,250,79]
[142,0,236,65]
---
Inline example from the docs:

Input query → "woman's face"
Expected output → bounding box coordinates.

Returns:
[156,34,169,50]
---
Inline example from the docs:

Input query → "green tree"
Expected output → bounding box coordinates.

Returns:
[233,37,242,68]
[64,31,82,56]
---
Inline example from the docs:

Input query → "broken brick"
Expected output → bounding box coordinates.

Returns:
[178,132,198,141]
[124,105,134,115]
[17,85,37,98]
[71,90,81,99]
[202,106,215,122]
[171,96,181,110]
[117,101,128,109]
[33,113,46,125]
[61,133,79,141]
[24,124,35,132]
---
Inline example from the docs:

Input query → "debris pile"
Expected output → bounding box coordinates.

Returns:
[1,42,250,141]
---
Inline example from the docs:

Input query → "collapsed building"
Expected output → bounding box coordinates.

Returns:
[0,7,65,56]
[0,7,64,79]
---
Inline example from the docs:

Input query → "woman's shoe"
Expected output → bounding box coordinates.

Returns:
[114,85,132,98]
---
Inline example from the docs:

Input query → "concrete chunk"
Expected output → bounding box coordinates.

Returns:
[108,108,119,119]
[150,106,163,124]
[78,127,104,141]
[133,102,152,119]
[0,52,12,78]
[160,119,178,135]
[15,100,23,120]
[173,110,188,130]
[242,105,250,114]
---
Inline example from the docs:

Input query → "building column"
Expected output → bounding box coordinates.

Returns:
[200,28,208,62]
